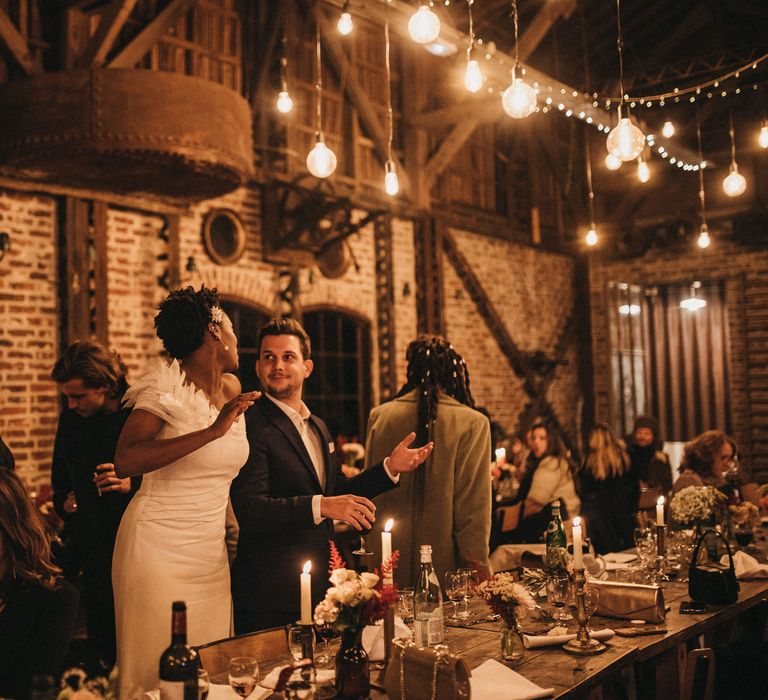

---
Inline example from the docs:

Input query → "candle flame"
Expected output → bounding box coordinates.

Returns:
[572,516,581,527]
[303,561,311,574]
[384,518,394,532]
[657,496,665,506]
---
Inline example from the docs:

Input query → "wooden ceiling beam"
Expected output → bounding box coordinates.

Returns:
[517,0,577,60]
[0,7,40,74]
[78,0,138,68]
[314,2,411,195]
[423,120,479,187]
[406,96,500,129]
[108,0,196,68]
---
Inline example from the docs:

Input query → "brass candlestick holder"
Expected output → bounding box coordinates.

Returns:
[299,622,315,662]
[563,569,606,655]
[656,524,666,558]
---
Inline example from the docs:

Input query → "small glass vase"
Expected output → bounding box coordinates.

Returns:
[500,621,525,662]
[335,628,370,700]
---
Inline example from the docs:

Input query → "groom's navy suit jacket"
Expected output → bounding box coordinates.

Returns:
[230,396,396,616]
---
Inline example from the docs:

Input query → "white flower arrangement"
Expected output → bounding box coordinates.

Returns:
[476,571,536,627]
[670,485,725,527]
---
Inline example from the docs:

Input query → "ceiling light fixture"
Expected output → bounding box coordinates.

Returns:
[637,157,650,183]
[680,281,707,311]
[695,112,711,248]
[463,1,483,93]
[722,110,746,197]
[501,0,536,119]
[759,122,768,149]
[337,1,353,35]
[276,34,293,114]
[383,5,398,196]
[661,120,675,138]
[408,3,441,44]
[605,153,622,170]
[306,17,337,178]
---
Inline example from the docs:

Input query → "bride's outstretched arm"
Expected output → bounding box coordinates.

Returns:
[115,391,259,477]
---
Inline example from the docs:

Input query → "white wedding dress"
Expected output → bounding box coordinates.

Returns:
[112,360,249,699]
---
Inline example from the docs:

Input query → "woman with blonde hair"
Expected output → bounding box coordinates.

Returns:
[0,470,79,698]
[578,423,638,554]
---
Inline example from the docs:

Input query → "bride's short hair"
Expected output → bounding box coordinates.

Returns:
[154,285,222,359]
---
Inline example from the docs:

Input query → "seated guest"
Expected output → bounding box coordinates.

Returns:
[626,415,672,494]
[672,430,738,494]
[578,424,638,554]
[509,422,580,543]
[0,470,79,699]
[0,436,14,470]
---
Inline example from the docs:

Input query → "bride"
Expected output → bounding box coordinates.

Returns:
[112,285,259,698]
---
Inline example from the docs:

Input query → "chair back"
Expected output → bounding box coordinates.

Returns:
[636,487,664,527]
[195,626,289,678]
[682,647,715,700]
[495,503,522,533]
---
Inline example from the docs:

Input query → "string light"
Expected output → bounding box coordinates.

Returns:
[463,1,483,92]
[337,1,353,35]
[501,0,536,119]
[383,5,398,196]
[661,120,675,138]
[408,4,441,44]
[276,35,293,114]
[722,110,746,197]
[306,17,337,178]
[605,153,622,170]
[759,122,768,148]
[695,113,711,249]
[637,157,650,182]
[606,0,645,161]
[585,228,598,246]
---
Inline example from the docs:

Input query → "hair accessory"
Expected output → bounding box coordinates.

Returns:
[210,306,224,324]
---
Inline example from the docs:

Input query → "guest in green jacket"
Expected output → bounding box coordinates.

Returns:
[364,335,492,586]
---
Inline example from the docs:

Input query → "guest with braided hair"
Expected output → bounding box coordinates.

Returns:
[364,335,492,586]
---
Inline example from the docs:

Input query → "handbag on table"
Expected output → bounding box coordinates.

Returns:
[590,580,666,623]
[384,638,471,700]
[688,528,739,605]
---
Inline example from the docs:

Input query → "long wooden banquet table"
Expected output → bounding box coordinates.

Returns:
[247,551,768,698]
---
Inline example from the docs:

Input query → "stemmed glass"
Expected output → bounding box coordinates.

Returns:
[582,585,599,624]
[288,625,314,662]
[457,568,476,619]
[444,571,467,622]
[546,576,573,622]
[314,620,335,666]
[352,524,373,557]
[228,657,259,698]
[634,526,657,566]
[396,587,415,628]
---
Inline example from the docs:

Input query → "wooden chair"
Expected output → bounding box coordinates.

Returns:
[681,648,716,700]
[636,487,664,527]
[194,626,289,678]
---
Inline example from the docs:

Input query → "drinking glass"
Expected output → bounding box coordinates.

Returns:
[228,657,259,698]
[314,620,335,665]
[457,568,477,619]
[546,576,573,622]
[197,668,209,700]
[352,524,373,556]
[288,625,313,661]
[444,571,466,621]
[634,526,656,566]
[396,587,415,627]
[582,586,599,623]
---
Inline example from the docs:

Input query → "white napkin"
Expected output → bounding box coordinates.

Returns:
[260,665,334,690]
[523,628,615,649]
[720,550,768,579]
[361,616,412,661]
[144,683,251,699]
[470,659,554,699]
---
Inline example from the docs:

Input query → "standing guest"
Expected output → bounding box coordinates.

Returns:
[50,340,137,667]
[0,469,79,699]
[626,415,672,494]
[578,424,638,554]
[672,430,738,494]
[364,335,492,586]
[509,422,580,543]
[231,319,432,633]
[0,436,14,470]
[112,286,260,698]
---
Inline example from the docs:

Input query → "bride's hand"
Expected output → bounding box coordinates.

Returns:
[209,391,261,439]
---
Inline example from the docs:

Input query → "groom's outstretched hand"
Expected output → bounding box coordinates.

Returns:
[387,432,434,475]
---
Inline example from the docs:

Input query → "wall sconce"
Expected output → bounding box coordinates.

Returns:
[402,282,411,298]
[0,232,10,261]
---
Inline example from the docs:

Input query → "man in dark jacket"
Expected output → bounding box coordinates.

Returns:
[626,415,672,494]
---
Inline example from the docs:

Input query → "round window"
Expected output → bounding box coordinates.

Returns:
[202,209,246,265]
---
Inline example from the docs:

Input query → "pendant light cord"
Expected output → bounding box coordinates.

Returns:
[385,2,393,161]
[696,108,707,227]
[315,12,323,137]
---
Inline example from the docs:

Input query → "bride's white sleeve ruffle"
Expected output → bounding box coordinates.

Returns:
[122,359,196,424]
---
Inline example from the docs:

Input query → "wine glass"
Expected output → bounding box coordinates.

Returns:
[228,657,259,698]
[288,625,313,661]
[396,587,415,628]
[444,571,466,622]
[546,576,573,622]
[197,668,210,700]
[634,526,656,566]
[352,523,373,557]
[458,568,477,619]
[582,585,599,624]
[314,620,335,666]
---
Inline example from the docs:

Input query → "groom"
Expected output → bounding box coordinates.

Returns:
[230,318,432,632]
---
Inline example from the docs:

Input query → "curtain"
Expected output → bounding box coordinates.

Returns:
[645,282,730,442]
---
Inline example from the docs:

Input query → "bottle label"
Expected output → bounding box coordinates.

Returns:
[414,614,444,646]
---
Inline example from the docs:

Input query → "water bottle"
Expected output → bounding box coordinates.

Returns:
[413,544,444,646]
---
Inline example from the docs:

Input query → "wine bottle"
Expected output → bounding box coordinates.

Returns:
[413,544,444,646]
[159,601,199,700]
[546,500,567,550]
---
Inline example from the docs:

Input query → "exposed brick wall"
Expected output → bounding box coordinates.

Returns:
[390,217,418,389]
[0,191,59,484]
[589,238,768,482]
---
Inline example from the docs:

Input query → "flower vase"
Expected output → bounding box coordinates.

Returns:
[335,628,370,700]
[500,621,525,662]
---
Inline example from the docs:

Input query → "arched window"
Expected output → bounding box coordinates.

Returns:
[220,300,270,392]
[302,309,372,442]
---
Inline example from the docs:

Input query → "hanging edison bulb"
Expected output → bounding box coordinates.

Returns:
[722,163,746,197]
[661,120,675,138]
[306,134,337,179]
[464,59,483,93]
[585,227,598,246]
[501,69,537,119]
[637,157,650,183]
[759,123,768,149]
[697,223,711,249]
[606,115,646,161]
[276,90,293,114]
[337,6,353,35]
[408,5,441,44]
[384,160,399,196]
[605,153,622,171]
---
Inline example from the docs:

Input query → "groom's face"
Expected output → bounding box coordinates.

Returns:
[255,334,313,402]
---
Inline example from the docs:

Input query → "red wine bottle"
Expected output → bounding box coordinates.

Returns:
[159,601,199,700]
